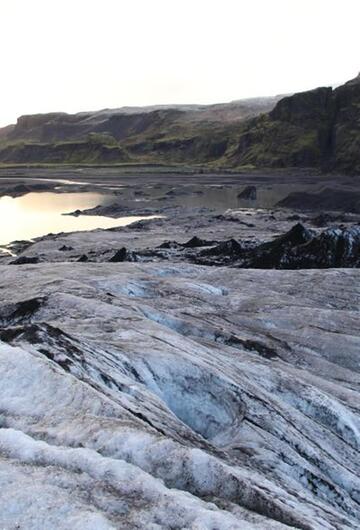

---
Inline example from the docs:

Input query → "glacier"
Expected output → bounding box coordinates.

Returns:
[0,262,359,529]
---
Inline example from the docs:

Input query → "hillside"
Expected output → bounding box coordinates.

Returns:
[229,73,360,173]
[0,97,282,166]
[0,75,359,173]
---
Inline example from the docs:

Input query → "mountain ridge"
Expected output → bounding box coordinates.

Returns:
[0,75,359,173]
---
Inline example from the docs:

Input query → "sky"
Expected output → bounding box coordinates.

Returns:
[0,0,359,126]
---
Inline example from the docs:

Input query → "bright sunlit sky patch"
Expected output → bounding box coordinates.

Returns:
[1,0,359,126]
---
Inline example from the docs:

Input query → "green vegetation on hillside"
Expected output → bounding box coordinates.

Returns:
[0,76,359,173]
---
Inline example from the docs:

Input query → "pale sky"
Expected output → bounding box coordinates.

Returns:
[1,0,359,126]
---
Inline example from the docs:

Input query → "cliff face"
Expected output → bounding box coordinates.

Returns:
[230,74,360,173]
[332,74,360,172]
[0,76,359,172]
[7,109,184,143]
[0,141,129,164]
[1,97,281,144]
[0,97,280,165]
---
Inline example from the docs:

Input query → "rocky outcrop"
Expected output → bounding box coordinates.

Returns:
[0,76,358,171]
[108,247,138,262]
[237,185,257,200]
[288,226,360,268]
[0,182,53,198]
[156,224,360,269]
[245,223,315,268]
[0,97,281,165]
[0,140,129,164]
[182,236,216,248]
[277,188,360,213]
[243,224,360,269]
[200,238,245,261]
[10,256,39,265]
[0,98,281,144]
[231,73,360,173]
[77,254,89,262]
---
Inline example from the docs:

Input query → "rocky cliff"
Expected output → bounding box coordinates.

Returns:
[0,75,359,172]
[230,74,360,173]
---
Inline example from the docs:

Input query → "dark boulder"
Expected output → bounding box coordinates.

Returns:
[200,238,243,257]
[246,223,315,268]
[59,245,74,251]
[10,256,39,265]
[0,297,45,326]
[286,214,301,221]
[77,254,89,262]
[246,224,360,269]
[109,248,127,262]
[270,223,314,247]
[311,212,351,228]
[182,236,215,248]
[238,185,257,200]
[109,247,137,262]
[312,213,339,227]
[158,241,183,250]
[290,226,360,268]
[277,188,360,214]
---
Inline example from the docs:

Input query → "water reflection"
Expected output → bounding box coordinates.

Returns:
[116,182,316,211]
[163,183,311,211]
[0,192,153,246]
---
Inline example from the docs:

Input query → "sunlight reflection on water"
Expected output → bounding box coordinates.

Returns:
[0,191,155,246]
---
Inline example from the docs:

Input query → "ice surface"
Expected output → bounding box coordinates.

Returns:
[0,263,359,528]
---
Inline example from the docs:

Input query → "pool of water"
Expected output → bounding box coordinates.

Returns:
[115,182,321,211]
[158,183,315,211]
[0,191,155,246]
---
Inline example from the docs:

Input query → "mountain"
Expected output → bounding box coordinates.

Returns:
[0,97,282,165]
[0,74,359,172]
[2,97,285,143]
[228,73,360,173]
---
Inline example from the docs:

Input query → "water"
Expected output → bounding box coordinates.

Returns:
[116,182,319,211]
[0,191,155,246]
[0,178,325,248]
[161,183,314,211]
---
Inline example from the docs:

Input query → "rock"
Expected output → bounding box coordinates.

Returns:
[215,214,255,227]
[270,222,314,247]
[77,254,88,262]
[59,245,74,251]
[201,238,242,257]
[290,226,360,268]
[245,223,313,268]
[237,185,257,200]
[286,214,301,221]
[192,223,360,270]
[10,256,39,265]
[182,236,215,248]
[199,239,244,264]
[108,248,127,262]
[311,212,352,227]
[158,241,183,249]
[1,74,360,171]
[0,182,53,197]
[246,224,360,269]
[0,297,44,325]
[277,188,360,214]
[108,248,137,262]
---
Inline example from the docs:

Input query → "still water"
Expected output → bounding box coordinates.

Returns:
[0,192,153,246]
